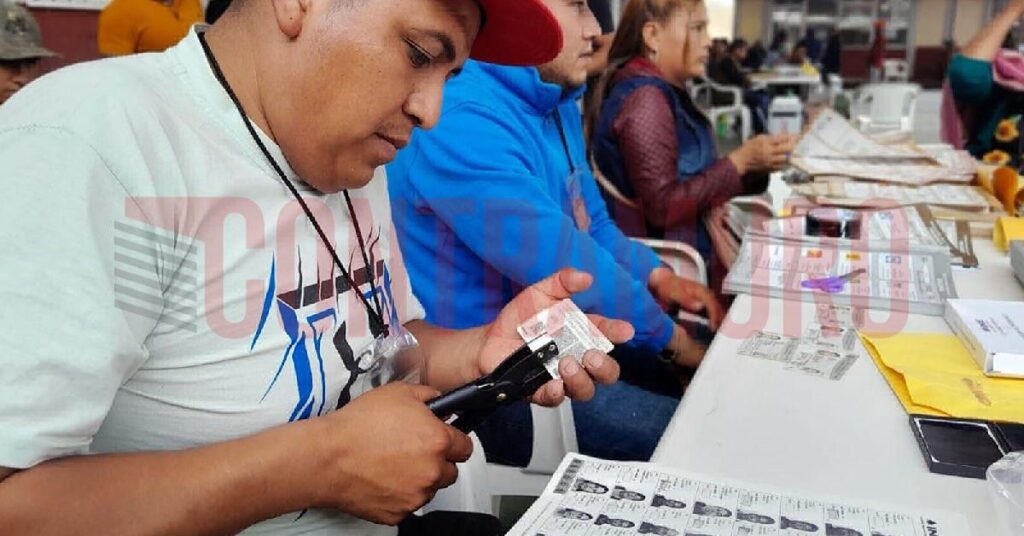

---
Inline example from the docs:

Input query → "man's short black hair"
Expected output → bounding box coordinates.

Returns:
[729,38,748,53]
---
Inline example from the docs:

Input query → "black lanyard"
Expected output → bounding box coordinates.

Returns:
[553,109,577,175]
[197,32,387,338]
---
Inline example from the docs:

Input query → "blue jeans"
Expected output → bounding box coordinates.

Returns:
[474,347,682,466]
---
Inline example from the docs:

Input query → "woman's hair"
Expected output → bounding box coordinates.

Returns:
[583,0,701,145]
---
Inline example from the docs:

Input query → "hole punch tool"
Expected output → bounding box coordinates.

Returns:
[427,334,562,433]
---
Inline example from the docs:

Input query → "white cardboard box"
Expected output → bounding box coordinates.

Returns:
[944,299,1024,378]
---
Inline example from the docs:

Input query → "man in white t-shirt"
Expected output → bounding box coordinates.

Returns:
[0,0,633,534]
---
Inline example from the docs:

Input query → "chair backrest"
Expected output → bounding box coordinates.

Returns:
[851,82,920,132]
[635,238,708,286]
[591,161,638,210]
[424,402,579,516]
[688,78,742,111]
[590,157,654,238]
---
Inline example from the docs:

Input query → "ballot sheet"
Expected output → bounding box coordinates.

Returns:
[794,109,927,160]
[791,111,975,186]
[508,454,971,536]
[738,321,862,382]
[788,182,994,211]
[722,236,958,316]
[755,205,949,251]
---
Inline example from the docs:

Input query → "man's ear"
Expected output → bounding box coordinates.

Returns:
[271,0,312,39]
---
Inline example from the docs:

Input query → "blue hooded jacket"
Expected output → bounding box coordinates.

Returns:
[387,61,674,352]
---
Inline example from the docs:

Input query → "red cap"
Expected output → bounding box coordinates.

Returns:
[469,0,564,66]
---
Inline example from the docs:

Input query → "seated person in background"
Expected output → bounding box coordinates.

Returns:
[765,30,788,68]
[742,40,767,71]
[714,38,769,133]
[98,0,202,56]
[797,28,823,65]
[788,44,820,76]
[388,0,724,466]
[0,1,56,105]
[821,28,841,79]
[705,37,726,80]
[587,0,795,284]
[947,0,1024,169]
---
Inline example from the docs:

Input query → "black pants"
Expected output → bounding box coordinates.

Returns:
[398,511,503,536]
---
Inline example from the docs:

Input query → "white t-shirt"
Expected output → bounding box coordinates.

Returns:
[0,29,425,535]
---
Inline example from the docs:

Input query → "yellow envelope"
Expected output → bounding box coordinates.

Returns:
[859,332,1024,423]
[993,216,1024,252]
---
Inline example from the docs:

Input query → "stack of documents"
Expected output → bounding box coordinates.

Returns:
[703,195,775,269]
[723,206,959,315]
[723,236,957,315]
[508,454,970,536]
[788,180,997,212]
[752,205,977,268]
[792,110,976,186]
[753,205,948,249]
[945,299,1024,378]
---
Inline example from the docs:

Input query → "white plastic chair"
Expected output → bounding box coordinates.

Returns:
[689,78,753,142]
[850,82,921,134]
[826,74,844,107]
[882,59,910,82]
[636,238,707,287]
[424,401,578,516]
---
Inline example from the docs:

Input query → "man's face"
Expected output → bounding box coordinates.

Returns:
[792,45,807,63]
[537,0,600,90]
[267,0,479,193]
[0,59,40,105]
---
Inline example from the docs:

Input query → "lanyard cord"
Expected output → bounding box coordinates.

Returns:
[552,109,577,175]
[197,32,387,337]
[343,191,385,321]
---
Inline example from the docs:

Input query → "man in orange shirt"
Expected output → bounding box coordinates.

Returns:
[98,0,202,55]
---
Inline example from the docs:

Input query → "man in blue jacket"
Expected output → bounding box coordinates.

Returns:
[387,0,724,464]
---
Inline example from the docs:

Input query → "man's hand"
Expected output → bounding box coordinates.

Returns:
[666,324,707,368]
[478,269,632,406]
[312,383,472,525]
[648,267,724,330]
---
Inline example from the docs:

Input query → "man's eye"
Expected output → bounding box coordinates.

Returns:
[405,39,432,68]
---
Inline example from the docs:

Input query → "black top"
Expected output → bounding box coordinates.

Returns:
[714,56,750,89]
